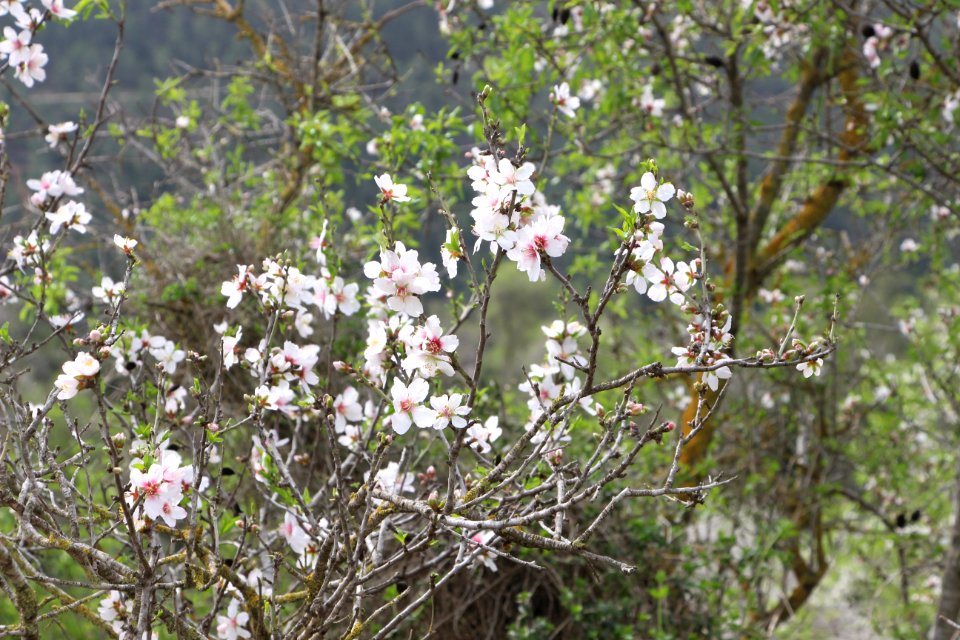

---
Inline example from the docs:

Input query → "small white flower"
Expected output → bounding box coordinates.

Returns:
[638,84,665,117]
[466,416,502,454]
[629,172,675,219]
[91,276,125,305]
[797,358,823,378]
[42,0,77,21]
[113,235,138,254]
[45,201,90,234]
[333,386,363,432]
[389,377,436,434]
[54,352,100,400]
[216,599,251,640]
[368,461,415,494]
[44,121,77,147]
[551,82,581,118]
[374,173,411,203]
[429,393,470,430]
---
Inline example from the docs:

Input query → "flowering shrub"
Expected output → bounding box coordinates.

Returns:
[0,1,957,639]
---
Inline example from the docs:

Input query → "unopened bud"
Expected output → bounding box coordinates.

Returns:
[663,421,676,432]
[678,189,695,209]
[88,329,102,342]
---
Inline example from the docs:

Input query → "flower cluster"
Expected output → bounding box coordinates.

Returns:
[111,330,187,377]
[399,314,459,378]
[622,174,700,307]
[756,338,827,378]
[862,22,893,69]
[388,378,471,434]
[126,449,194,527]
[364,241,441,318]
[745,0,811,59]
[0,0,77,88]
[671,310,735,391]
[8,230,49,269]
[466,152,570,281]
[517,321,594,459]
[27,169,83,205]
[247,340,320,415]
[222,259,360,319]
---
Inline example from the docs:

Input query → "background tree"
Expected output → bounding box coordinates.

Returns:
[0,0,957,638]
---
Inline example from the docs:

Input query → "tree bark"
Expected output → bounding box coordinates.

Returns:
[934,457,960,640]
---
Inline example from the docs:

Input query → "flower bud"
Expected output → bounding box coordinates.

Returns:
[627,401,646,415]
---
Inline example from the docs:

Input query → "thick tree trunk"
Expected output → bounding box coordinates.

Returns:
[934,458,960,640]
